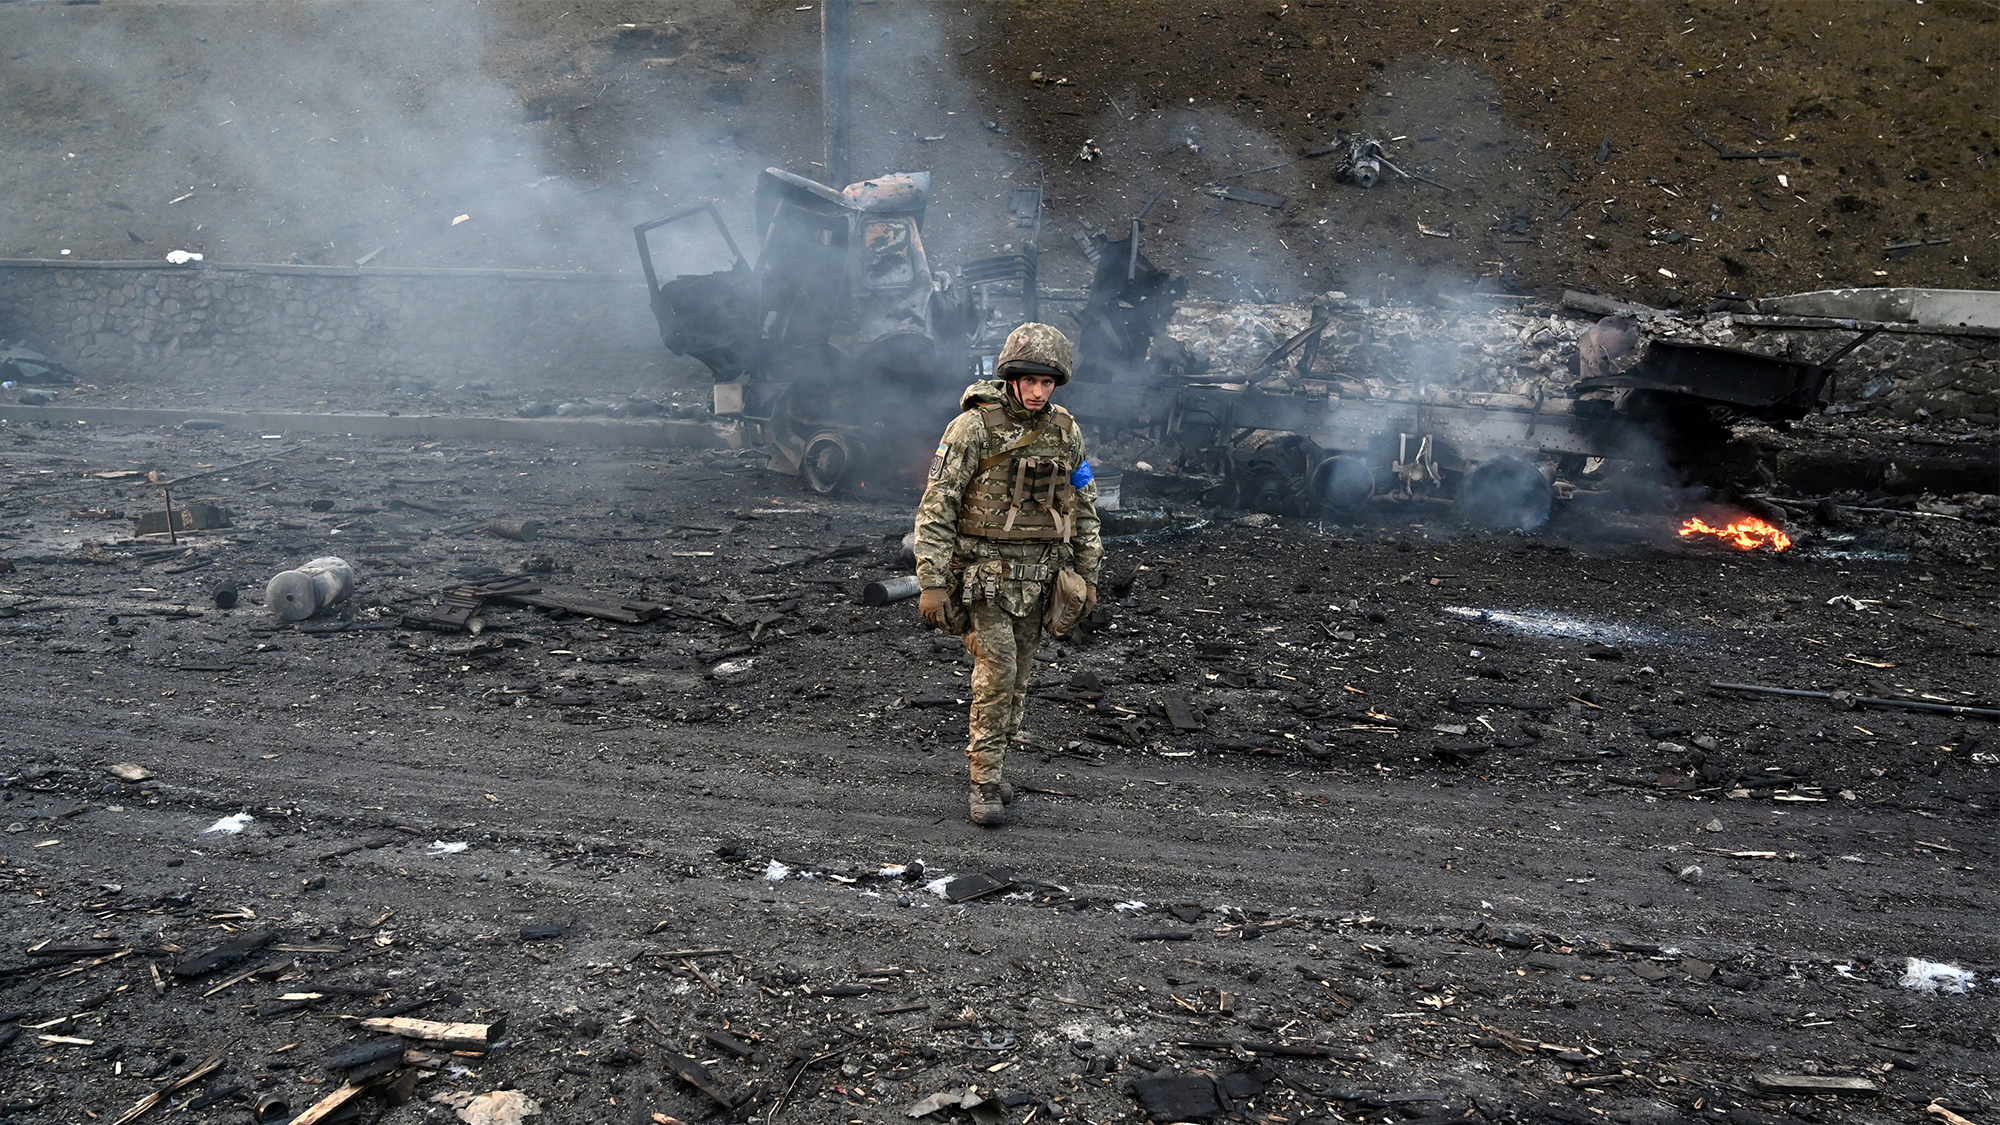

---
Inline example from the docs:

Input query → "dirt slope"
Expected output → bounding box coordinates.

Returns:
[1,1,1995,307]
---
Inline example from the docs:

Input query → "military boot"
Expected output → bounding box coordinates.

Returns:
[995,780,1017,805]
[969,782,1009,826]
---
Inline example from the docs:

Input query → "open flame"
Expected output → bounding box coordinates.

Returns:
[1678,515,1792,552]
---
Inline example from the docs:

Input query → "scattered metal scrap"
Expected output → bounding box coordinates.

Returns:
[1306,132,1449,191]
[1204,184,1287,209]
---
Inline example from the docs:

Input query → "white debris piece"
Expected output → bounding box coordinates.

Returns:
[763,860,791,881]
[1112,900,1148,913]
[1901,958,1977,995]
[713,658,756,676]
[923,875,953,898]
[203,813,254,835]
[454,1090,540,1125]
[164,250,203,264]
[427,840,470,855]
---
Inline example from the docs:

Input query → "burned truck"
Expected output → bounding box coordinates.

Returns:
[1165,306,1883,530]
[638,169,1880,529]
[635,168,970,492]
[635,167,1179,493]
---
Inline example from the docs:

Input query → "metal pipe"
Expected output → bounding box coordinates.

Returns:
[1709,681,2000,719]
[821,0,851,188]
[863,574,922,607]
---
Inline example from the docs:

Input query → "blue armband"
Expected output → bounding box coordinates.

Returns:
[1071,461,1094,489]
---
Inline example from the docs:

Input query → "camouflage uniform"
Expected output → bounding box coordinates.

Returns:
[913,327,1101,800]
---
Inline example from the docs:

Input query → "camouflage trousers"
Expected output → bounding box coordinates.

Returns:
[961,600,1046,785]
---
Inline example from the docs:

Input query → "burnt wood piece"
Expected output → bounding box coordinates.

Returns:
[490,588,664,626]
[401,578,541,632]
[172,931,275,978]
[664,1052,744,1109]
[1162,695,1204,731]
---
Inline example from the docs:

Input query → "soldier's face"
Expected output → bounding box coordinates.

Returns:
[1010,374,1057,412]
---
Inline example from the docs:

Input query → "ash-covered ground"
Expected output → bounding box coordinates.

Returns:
[1,415,1996,1125]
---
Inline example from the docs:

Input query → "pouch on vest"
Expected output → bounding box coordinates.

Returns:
[1042,566,1088,637]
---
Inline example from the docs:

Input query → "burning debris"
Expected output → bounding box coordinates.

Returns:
[1678,515,1793,552]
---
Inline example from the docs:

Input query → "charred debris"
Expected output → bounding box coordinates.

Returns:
[634,164,1996,535]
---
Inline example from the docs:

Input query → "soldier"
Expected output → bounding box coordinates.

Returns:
[913,323,1102,826]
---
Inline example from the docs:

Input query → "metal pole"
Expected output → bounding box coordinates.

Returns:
[1709,681,2000,720]
[822,0,851,188]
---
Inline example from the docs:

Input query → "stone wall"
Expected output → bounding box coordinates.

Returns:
[0,259,666,393]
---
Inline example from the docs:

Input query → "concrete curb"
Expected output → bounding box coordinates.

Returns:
[0,258,647,284]
[0,404,731,449]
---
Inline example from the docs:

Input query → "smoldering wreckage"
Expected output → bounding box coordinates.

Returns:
[7,48,2000,1125]
[634,161,1996,539]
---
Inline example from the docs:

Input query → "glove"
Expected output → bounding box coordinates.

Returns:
[918,587,950,630]
[1084,584,1099,615]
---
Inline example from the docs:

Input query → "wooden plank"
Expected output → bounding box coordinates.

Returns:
[1752,1073,1880,1096]
[357,1015,503,1048]
[109,1045,229,1125]
[288,1081,370,1125]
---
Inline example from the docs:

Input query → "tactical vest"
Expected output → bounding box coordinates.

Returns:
[955,405,1078,542]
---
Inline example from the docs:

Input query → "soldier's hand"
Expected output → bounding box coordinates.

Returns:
[918,587,950,630]
[1084,583,1099,615]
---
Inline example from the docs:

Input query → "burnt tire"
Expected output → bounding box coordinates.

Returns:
[1456,455,1551,532]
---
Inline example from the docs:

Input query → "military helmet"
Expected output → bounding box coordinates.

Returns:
[995,322,1075,386]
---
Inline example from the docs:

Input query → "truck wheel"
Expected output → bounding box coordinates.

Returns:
[1456,455,1551,531]
[802,432,854,494]
[1310,455,1375,517]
